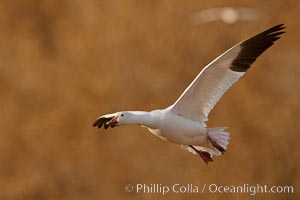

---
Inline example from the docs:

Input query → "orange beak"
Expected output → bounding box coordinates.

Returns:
[107,116,118,126]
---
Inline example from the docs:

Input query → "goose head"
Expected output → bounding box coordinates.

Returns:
[93,111,153,129]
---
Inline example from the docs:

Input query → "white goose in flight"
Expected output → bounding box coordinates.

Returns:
[93,24,285,164]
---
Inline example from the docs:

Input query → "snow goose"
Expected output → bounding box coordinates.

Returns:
[93,24,285,164]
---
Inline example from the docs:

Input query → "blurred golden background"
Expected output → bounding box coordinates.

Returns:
[0,0,299,199]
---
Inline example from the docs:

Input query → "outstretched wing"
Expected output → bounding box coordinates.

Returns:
[170,24,285,122]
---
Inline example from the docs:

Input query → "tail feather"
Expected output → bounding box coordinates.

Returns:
[208,127,230,151]
[182,127,230,157]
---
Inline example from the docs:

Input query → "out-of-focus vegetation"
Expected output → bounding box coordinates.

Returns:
[0,0,299,199]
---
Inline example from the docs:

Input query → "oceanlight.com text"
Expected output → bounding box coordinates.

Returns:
[124,183,294,196]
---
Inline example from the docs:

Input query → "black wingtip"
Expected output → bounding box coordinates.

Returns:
[93,117,107,129]
[93,121,98,127]
[93,116,116,129]
[230,24,286,72]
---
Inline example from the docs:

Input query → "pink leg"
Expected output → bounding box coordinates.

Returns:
[189,145,213,164]
[207,135,225,154]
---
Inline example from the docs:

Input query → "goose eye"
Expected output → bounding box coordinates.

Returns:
[121,114,124,117]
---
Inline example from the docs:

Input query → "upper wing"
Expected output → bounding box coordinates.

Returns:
[170,24,285,122]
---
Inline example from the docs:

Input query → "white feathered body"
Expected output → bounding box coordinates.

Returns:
[147,108,208,145]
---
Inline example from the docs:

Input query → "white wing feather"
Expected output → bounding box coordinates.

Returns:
[170,24,285,122]
[171,44,244,122]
